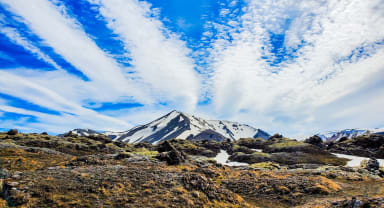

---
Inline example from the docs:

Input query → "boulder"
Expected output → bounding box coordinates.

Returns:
[156,141,186,165]
[304,135,323,148]
[156,148,186,165]
[114,152,132,160]
[229,152,270,164]
[157,140,175,152]
[7,189,30,206]
[236,138,266,149]
[269,133,283,140]
[366,158,380,171]
[7,129,18,135]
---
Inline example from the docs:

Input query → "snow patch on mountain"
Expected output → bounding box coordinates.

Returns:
[58,129,101,137]
[316,128,384,142]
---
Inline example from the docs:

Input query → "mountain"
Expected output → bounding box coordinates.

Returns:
[316,128,384,142]
[61,110,270,144]
[58,128,101,137]
[108,110,270,144]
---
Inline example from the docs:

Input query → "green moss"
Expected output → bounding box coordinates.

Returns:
[268,141,309,149]
[171,139,198,150]
[249,162,280,170]
[233,145,241,150]
[251,152,270,158]
[132,148,158,157]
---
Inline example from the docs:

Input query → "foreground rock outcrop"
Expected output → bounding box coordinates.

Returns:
[325,134,384,159]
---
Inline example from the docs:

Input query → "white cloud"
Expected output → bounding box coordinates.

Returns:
[0,26,64,71]
[90,0,200,111]
[1,0,152,104]
[0,70,133,131]
[204,0,384,136]
[0,0,201,133]
[0,105,131,133]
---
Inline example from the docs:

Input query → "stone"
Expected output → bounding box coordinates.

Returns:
[114,152,132,160]
[156,149,186,165]
[156,141,186,165]
[304,135,323,148]
[12,174,21,180]
[7,181,19,187]
[7,129,18,135]
[367,158,380,171]
[192,191,199,198]
[269,133,283,140]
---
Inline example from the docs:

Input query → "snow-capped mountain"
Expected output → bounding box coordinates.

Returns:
[109,110,270,144]
[62,110,269,144]
[316,128,384,142]
[58,128,101,137]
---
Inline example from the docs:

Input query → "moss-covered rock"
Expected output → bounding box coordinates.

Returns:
[228,152,271,164]
[249,162,281,170]
[264,140,313,153]
[235,138,267,149]
[269,152,348,166]
[327,134,384,159]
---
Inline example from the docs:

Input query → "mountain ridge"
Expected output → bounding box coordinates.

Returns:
[61,110,270,144]
[316,128,384,142]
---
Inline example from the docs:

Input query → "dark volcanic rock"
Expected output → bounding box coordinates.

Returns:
[304,135,323,148]
[156,141,186,165]
[327,134,384,159]
[114,152,132,160]
[229,152,271,164]
[365,158,380,172]
[157,140,174,152]
[330,197,384,208]
[7,129,18,135]
[235,138,267,149]
[156,150,186,165]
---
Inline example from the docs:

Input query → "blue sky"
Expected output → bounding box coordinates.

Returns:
[0,0,384,137]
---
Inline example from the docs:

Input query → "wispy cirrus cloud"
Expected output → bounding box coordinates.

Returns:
[90,0,200,110]
[1,0,152,103]
[0,26,64,71]
[0,70,133,130]
[0,0,201,133]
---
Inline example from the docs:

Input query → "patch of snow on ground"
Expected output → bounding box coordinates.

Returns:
[251,149,263,152]
[334,153,384,167]
[214,150,248,166]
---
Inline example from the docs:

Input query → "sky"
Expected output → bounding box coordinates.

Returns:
[0,0,384,138]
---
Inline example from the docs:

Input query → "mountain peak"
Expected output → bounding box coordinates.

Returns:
[60,111,270,144]
[108,111,270,144]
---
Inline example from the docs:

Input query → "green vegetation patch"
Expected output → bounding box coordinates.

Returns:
[268,141,309,149]
[132,148,159,157]
[249,162,280,170]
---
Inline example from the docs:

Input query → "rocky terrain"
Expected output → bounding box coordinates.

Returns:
[305,134,384,159]
[1,130,384,207]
